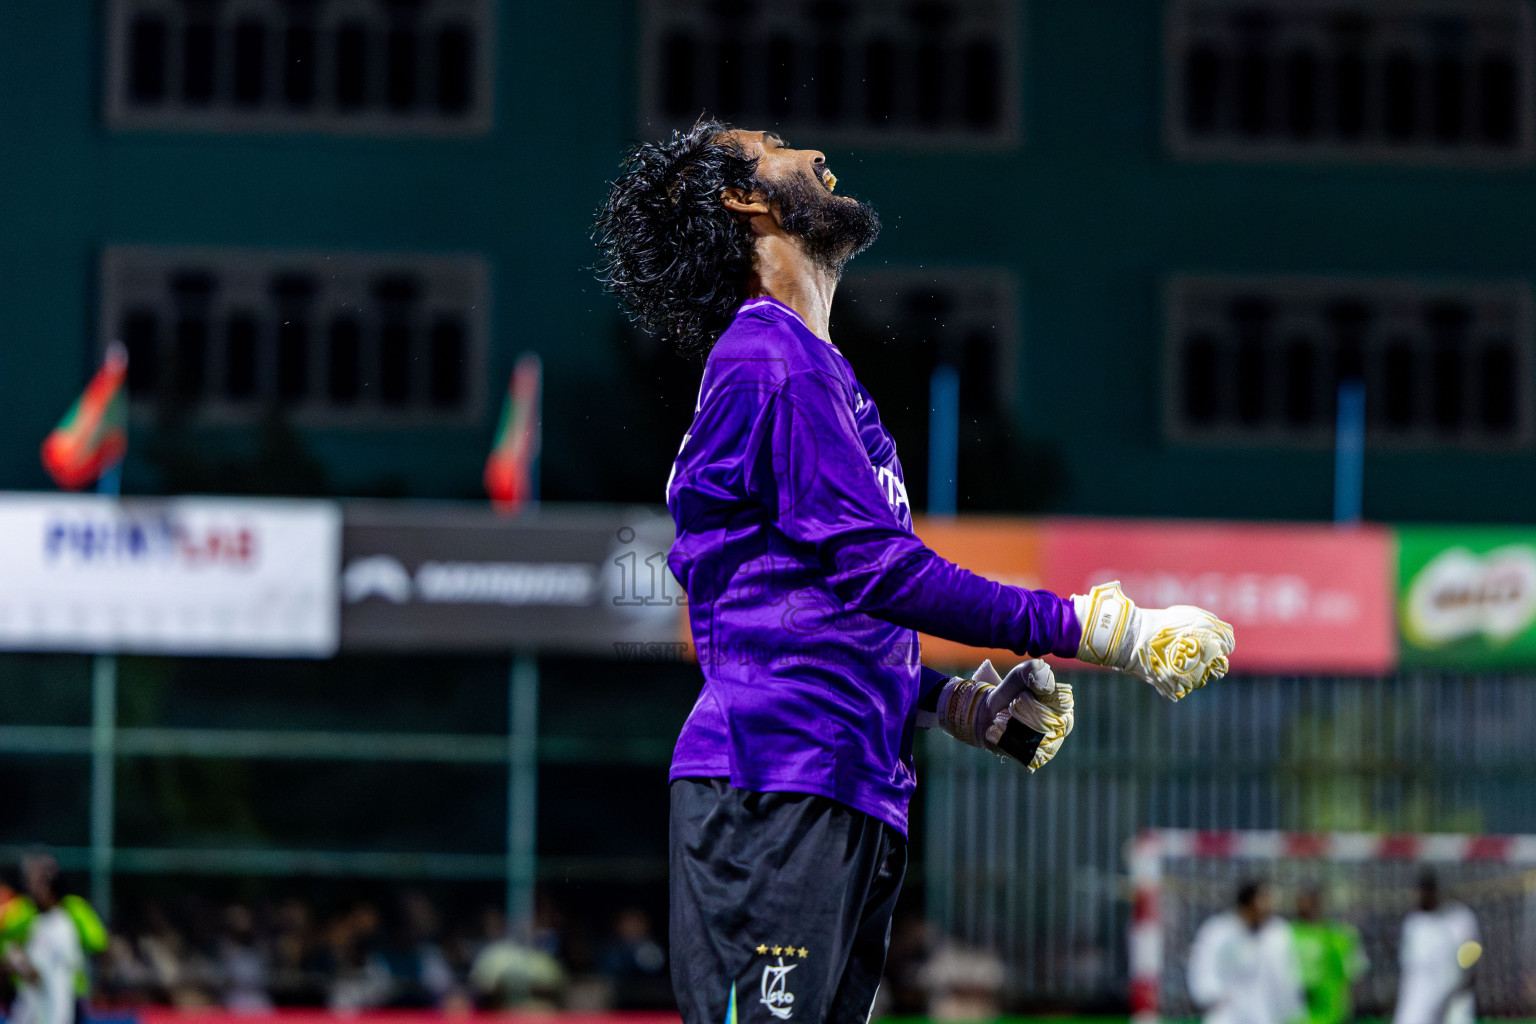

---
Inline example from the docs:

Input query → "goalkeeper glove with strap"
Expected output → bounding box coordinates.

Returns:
[921,658,1074,773]
[1071,581,1235,700]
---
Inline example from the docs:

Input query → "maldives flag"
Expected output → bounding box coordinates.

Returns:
[41,342,129,491]
[483,353,542,514]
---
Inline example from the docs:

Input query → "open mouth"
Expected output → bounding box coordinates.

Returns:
[819,168,838,193]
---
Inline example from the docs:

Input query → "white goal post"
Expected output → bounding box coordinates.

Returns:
[1128,828,1536,1022]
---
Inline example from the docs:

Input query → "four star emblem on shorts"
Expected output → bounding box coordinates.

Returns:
[754,943,809,958]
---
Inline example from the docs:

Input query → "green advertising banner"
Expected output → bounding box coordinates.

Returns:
[1399,527,1536,667]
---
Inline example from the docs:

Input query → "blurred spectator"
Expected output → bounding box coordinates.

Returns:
[4,853,83,1024]
[97,933,155,1006]
[381,892,458,1008]
[326,903,394,1012]
[136,902,215,1006]
[918,939,1006,1022]
[1188,880,1303,1024]
[468,935,565,1009]
[882,914,935,1016]
[596,907,669,1009]
[216,904,272,1013]
[1292,884,1367,1024]
[269,898,324,1006]
[532,891,568,962]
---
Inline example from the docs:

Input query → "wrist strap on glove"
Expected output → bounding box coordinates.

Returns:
[1074,580,1139,669]
[932,675,1047,765]
[936,676,989,748]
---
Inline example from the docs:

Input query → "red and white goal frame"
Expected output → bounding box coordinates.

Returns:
[1127,828,1536,1023]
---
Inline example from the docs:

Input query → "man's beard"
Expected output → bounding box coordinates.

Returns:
[767,173,881,278]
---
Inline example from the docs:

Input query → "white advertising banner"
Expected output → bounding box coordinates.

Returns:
[0,493,341,656]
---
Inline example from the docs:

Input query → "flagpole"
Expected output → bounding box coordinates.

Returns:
[89,349,124,924]
[90,462,120,923]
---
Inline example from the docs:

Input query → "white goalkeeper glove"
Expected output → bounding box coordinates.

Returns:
[924,658,1074,773]
[1071,581,1235,700]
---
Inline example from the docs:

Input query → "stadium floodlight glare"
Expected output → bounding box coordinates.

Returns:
[1129,828,1536,1021]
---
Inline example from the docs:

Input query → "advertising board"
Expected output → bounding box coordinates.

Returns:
[0,493,340,656]
[1043,519,1397,674]
[339,503,680,655]
[1398,526,1536,667]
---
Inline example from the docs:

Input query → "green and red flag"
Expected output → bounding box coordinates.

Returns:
[484,353,542,515]
[41,342,128,491]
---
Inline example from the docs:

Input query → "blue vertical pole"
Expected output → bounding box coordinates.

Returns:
[928,365,960,517]
[1334,379,1365,524]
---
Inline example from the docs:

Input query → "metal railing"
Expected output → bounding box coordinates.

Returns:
[925,671,1536,1004]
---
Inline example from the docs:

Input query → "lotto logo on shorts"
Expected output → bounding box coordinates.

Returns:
[759,958,797,1019]
[750,944,808,1021]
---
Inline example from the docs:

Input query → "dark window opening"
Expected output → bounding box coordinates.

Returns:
[277,321,310,404]
[1479,53,1518,145]
[1229,296,1273,423]
[335,22,369,111]
[386,27,418,111]
[914,41,945,126]
[169,271,216,403]
[284,24,317,108]
[715,38,744,119]
[1285,50,1317,138]
[1431,55,1465,142]
[962,40,1000,128]
[1183,334,1219,425]
[1431,346,1464,431]
[172,316,208,402]
[1185,44,1222,133]
[1236,38,1271,136]
[865,38,895,125]
[1382,338,1415,428]
[380,326,411,405]
[661,32,696,117]
[225,313,259,400]
[767,35,794,118]
[429,317,466,408]
[233,19,267,106]
[182,19,217,104]
[1383,51,1418,141]
[272,273,317,405]
[327,317,363,405]
[436,25,473,114]
[1480,340,1517,432]
[1334,50,1367,140]
[121,310,161,400]
[815,40,844,121]
[128,15,168,104]
[1282,337,1316,426]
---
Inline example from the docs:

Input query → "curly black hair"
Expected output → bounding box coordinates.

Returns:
[593,120,761,359]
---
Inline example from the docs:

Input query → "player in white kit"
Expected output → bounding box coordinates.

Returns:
[1393,873,1479,1024]
[3,854,84,1024]
[1188,880,1304,1024]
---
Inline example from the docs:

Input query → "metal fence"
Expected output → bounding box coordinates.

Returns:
[924,671,1536,1005]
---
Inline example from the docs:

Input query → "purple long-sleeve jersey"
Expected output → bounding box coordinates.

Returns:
[665,297,1081,834]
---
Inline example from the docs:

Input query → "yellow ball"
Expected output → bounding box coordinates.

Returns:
[1456,941,1483,969]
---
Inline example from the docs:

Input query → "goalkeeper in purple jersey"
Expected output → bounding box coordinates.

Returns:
[594,119,1235,1024]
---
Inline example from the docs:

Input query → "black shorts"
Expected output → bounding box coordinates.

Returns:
[669,778,907,1024]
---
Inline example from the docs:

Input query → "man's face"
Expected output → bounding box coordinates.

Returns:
[1240,884,1275,929]
[1296,890,1320,921]
[21,855,57,905]
[721,129,880,275]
